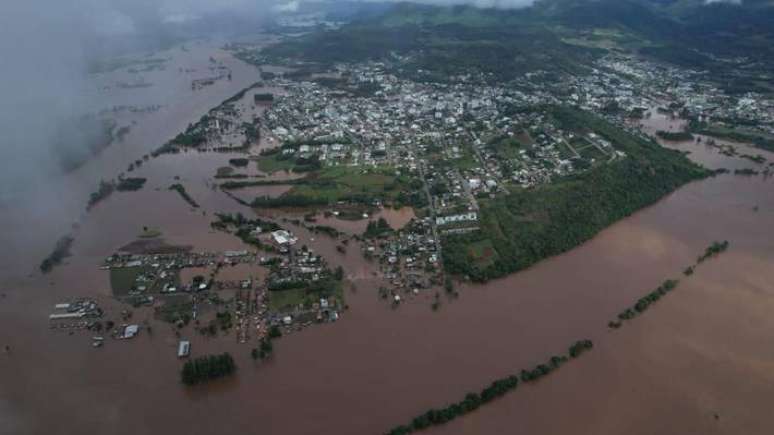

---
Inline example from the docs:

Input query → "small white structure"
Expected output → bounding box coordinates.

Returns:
[272,230,298,246]
[224,250,248,257]
[436,212,478,227]
[178,340,191,358]
[123,325,139,339]
[49,312,86,320]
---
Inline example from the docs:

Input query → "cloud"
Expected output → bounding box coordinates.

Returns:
[274,1,301,13]
[407,0,536,8]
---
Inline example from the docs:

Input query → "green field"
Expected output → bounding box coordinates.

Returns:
[109,266,179,296]
[110,267,147,296]
[257,153,297,173]
[268,281,344,312]
[253,166,413,208]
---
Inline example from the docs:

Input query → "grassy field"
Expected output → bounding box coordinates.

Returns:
[257,154,297,173]
[110,267,147,296]
[155,297,194,324]
[110,266,179,296]
[268,281,344,312]
[279,166,409,203]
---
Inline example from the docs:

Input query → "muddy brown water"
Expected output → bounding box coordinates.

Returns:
[2,92,774,433]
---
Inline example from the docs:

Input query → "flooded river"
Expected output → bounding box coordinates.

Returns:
[2,73,774,434]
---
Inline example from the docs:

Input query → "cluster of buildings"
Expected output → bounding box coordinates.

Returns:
[264,244,343,327]
[363,217,442,301]
[561,54,773,137]
[48,298,141,347]
[258,62,642,241]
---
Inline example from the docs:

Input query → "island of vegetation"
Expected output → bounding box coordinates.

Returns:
[180,353,236,386]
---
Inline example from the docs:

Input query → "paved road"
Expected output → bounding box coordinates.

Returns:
[418,163,443,261]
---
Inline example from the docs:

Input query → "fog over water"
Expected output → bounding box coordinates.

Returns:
[0,0,271,201]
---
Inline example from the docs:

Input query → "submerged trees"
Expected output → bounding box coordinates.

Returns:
[181,353,236,386]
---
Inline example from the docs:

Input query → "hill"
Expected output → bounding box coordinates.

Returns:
[263,0,774,92]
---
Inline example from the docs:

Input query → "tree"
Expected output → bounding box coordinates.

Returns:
[268,325,282,339]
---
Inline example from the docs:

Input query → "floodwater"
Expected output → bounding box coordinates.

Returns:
[636,108,774,170]
[258,206,417,236]
[3,67,774,435]
[0,39,263,277]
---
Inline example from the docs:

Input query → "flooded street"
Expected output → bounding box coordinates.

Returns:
[2,60,774,435]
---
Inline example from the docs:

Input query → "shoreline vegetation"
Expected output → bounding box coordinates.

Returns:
[609,241,729,329]
[384,339,593,435]
[688,118,774,153]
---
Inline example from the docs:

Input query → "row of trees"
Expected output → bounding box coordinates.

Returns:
[228,158,249,168]
[698,240,730,263]
[116,177,147,192]
[610,242,730,329]
[385,340,593,435]
[181,353,236,386]
[169,183,199,208]
[39,235,75,273]
[610,279,680,328]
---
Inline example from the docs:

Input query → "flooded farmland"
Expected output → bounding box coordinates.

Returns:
[2,52,774,435]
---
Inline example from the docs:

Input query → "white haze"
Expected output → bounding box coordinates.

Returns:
[0,0,538,202]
